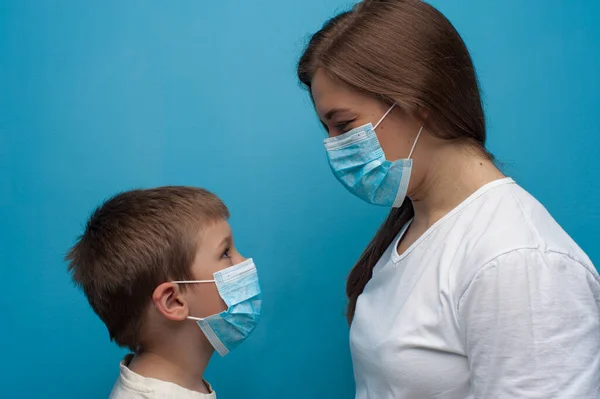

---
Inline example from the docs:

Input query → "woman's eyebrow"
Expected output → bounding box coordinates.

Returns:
[324,107,351,121]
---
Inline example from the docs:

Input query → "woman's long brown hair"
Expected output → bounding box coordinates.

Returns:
[297,0,491,324]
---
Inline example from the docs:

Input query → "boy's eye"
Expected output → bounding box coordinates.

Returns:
[221,248,231,259]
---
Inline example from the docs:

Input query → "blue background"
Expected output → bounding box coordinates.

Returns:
[1,1,598,398]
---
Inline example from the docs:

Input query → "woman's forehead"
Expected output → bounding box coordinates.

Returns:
[311,70,369,120]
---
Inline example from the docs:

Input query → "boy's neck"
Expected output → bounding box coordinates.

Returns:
[128,340,214,394]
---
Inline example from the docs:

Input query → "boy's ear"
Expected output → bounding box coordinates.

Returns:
[152,283,189,321]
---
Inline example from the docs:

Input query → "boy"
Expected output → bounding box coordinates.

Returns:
[66,186,262,398]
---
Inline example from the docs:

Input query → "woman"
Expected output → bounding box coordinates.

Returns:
[297,1,600,398]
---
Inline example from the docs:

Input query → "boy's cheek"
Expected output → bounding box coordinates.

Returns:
[192,284,228,318]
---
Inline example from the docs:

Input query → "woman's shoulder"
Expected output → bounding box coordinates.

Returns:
[447,179,595,291]
[450,180,585,258]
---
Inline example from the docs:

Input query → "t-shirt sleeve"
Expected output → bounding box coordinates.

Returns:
[457,248,600,398]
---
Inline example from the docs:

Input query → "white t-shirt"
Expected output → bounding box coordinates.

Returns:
[109,355,217,399]
[350,178,600,399]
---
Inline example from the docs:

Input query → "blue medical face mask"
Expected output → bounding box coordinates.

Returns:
[324,103,424,207]
[172,258,262,356]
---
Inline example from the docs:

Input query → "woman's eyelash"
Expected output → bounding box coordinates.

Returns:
[335,119,356,131]
[222,248,231,258]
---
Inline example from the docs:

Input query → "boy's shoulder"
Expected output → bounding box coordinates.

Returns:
[109,355,217,399]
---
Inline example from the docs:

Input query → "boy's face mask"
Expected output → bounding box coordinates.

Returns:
[172,258,262,356]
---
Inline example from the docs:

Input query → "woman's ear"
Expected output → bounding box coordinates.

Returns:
[416,106,429,121]
[152,282,189,321]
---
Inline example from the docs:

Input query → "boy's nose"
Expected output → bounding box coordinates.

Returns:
[234,252,247,264]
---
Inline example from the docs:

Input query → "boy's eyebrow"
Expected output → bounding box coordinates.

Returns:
[218,235,233,250]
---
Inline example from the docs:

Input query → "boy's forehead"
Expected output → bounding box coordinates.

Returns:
[196,218,232,248]
[190,218,234,278]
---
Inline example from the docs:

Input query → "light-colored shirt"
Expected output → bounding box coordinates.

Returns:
[109,355,216,399]
[350,178,600,399]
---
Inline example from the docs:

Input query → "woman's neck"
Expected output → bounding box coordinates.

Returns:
[409,144,504,231]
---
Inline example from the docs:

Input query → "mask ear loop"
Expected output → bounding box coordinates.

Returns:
[408,124,425,159]
[373,102,424,160]
[169,280,216,322]
[373,103,396,130]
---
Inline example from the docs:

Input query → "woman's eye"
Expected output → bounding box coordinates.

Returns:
[221,248,231,259]
[335,119,355,133]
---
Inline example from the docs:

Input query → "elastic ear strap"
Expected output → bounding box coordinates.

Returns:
[374,103,397,130]
[408,124,425,159]
[169,283,213,323]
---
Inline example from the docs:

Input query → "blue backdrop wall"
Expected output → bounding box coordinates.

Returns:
[1,1,598,398]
